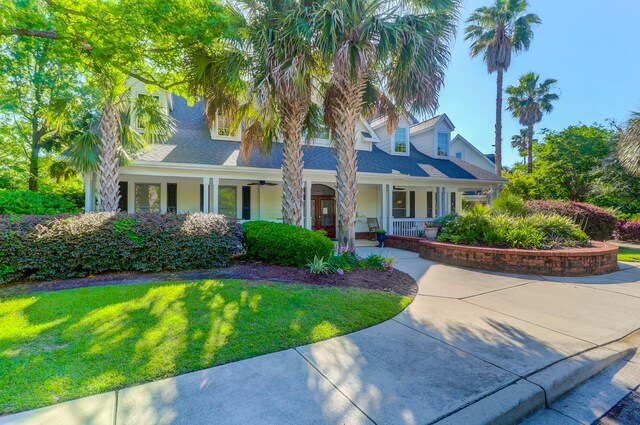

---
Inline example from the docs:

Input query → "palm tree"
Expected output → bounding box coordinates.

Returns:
[619,111,640,176]
[187,0,320,226]
[66,75,176,211]
[465,0,540,175]
[304,0,458,249]
[511,128,528,163]
[506,72,558,173]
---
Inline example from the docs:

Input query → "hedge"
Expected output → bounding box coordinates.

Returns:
[525,200,617,241]
[0,190,81,215]
[0,212,243,284]
[616,220,640,242]
[242,221,335,267]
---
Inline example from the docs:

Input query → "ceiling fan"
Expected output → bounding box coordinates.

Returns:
[247,180,277,186]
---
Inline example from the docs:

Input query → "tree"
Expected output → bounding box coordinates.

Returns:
[307,0,458,248]
[187,0,321,226]
[619,111,640,176]
[2,0,227,210]
[0,36,90,191]
[465,0,540,175]
[511,128,528,162]
[506,72,558,173]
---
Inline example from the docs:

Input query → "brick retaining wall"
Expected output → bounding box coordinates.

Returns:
[383,236,619,276]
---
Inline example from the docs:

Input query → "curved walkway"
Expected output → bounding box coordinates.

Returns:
[4,248,640,425]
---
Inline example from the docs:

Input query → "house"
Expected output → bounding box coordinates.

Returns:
[450,135,497,174]
[83,80,505,237]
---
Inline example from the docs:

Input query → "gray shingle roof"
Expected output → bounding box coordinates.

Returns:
[135,97,504,182]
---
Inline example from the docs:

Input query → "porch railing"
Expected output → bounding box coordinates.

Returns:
[392,218,435,237]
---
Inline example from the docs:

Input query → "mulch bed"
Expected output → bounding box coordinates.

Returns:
[0,261,417,299]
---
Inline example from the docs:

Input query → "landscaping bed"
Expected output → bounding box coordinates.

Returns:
[0,261,417,298]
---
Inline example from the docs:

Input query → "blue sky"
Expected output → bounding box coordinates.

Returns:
[435,0,640,166]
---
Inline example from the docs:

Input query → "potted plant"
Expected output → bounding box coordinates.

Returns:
[424,222,439,240]
[376,228,386,247]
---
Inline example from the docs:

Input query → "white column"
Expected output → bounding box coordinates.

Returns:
[258,185,264,219]
[202,177,210,213]
[443,187,449,215]
[212,177,219,214]
[381,183,387,231]
[437,186,443,217]
[160,182,167,213]
[304,181,312,229]
[387,184,394,235]
[84,173,93,213]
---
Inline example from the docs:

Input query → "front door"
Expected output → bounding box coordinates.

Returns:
[311,195,336,238]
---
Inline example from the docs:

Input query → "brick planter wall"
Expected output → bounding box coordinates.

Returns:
[382,235,424,253]
[417,239,618,276]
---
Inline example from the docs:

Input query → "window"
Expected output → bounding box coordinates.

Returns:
[394,127,408,154]
[454,151,463,160]
[118,182,128,212]
[216,114,233,137]
[392,191,407,217]
[135,183,161,212]
[241,186,251,220]
[437,132,449,156]
[167,183,177,213]
[218,186,237,217]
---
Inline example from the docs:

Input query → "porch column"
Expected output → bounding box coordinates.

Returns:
[202,177,210,213]
[443,187,449,215]
[258,185,264,219]
[84,173,94,213]
[236,184,243,219]
[304,180,312,229]
[212,177,219,214]
[381,183,387,232]
[388,184,393,235]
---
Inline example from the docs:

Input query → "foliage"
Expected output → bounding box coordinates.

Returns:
[491,191,528,216]
[0,213,243,284]
[616,221,640,242]
[0,190,80,215]
[525,200,617,241]
[242,221,335,267]
[619,111,640,176]
[307,256,334,275]
[0,279,411,413]
[437,208,588,249]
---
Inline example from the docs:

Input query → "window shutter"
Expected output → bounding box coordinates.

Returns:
[427,191,433,218]
[118,182,128,212]
[167,183,177,213]
[242,186,251,220]
[409,191,415,218]
[199,184,204,212]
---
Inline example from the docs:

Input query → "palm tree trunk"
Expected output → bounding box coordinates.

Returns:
[97,101,121,212]
[334,108,359,250]
[280,105,305,226]
[526,124,534,173]
[494,70,503,175]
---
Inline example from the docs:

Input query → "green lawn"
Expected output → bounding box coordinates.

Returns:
[0,279,411,413]
[619,246,640,262]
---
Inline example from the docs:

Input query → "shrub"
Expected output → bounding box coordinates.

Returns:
[0,190,81,215]
[491,192,528,216]
[525,200,617,241]
[437,210,588,249]
[307,256,334,274]
[0,212,243,284]
[616,220,640,242]
[243,221,335,267]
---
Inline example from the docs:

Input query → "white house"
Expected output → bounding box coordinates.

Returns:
[83,80,504,237]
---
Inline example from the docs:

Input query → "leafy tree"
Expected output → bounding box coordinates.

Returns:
[0,36,92,191]
[506,72,558,173]
[465,0,541,174]
[2,0,228,210]
[619,111,640,176]
[511,128,529,162]
[188,0,321,226]
[307,0,458,248]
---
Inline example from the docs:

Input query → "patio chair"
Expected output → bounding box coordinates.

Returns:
[367,218,379,240]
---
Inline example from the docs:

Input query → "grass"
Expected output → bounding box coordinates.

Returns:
[619,246,640,262]
[0,279,411,413]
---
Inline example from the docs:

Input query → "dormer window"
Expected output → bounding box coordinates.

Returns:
[393,127,408,154]
[437,132,449,156]
[214,114,240,140]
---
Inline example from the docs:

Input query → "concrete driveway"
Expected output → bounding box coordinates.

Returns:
[4,248,640,425]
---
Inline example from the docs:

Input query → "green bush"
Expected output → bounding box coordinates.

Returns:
[491,192,528,216]
[437,210,588,249]
[0,212,243,284]
[525,200,617,241]
[242,221,335,267]
[0,190,81,215]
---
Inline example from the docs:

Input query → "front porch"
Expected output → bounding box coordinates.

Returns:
[83,167,495,236]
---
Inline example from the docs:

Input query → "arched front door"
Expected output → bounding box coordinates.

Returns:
[310,184,336,238]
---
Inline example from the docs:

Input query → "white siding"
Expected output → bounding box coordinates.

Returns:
[450,137,495,173]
